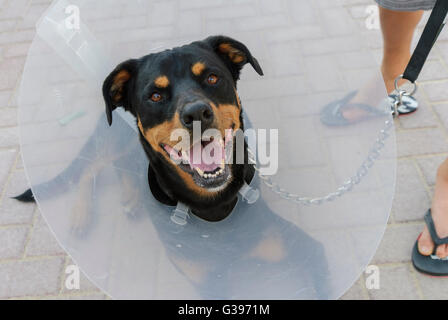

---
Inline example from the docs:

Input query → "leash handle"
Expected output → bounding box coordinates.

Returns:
[403,0,448,83]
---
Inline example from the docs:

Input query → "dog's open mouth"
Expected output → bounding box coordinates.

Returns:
[161,134,232,191]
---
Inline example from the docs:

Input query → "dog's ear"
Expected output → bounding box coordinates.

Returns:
[203,36,264,81]
[102,59,139,126]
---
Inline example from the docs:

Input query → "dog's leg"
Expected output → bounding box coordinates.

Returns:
[170,256,209,285]
[248,229,286,263]
[118,170,142,218]
[70,162,104,235]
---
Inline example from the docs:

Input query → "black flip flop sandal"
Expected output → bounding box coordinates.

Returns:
[320,91,419,127]
[412,209,448,277]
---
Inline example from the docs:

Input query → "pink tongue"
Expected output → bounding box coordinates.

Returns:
[189,139,224,173]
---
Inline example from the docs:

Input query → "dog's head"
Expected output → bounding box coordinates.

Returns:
[102,36,263,218]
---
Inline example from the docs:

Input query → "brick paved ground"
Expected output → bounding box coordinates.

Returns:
[0,0,447,300]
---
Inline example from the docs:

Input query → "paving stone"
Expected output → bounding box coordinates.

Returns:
[422,81,448,103]
[16,3,49,30]
[0,126,19,148]
[259,0,287,14]
[0,0,29,20]
[204,4,257,20]
[14,151,24,170]
[0,226,28,259]
[265,25,325,44]
[392,160,431,222]
[398,92,438,129]
[0,148,17,195]
[235,13,290,31]
[416,155,447,186]
[436,42,448,64]
[176,10,202,38]
[433,103,448,129]
[3,43,31,58]
[147,2,178,26]
[415,272,448,300]
[0,170,35,225]
[179,0,225,9]
[25,213,65,257]
[396,128,448,158]
[321,7,357,36]
[418,60,448,82]
[335,50,379,70]
[0,257,64,298]
[0,29,35,45]
[0,19,18,33]
[300,36,361,56]
[6,88,18,107]
[348,5,370,19]
[368,264,421,300]
[0,58,24,90]
[0,107,17,127]
[0,90,13,107]
[372,223,423,264]
[340,278,368,300]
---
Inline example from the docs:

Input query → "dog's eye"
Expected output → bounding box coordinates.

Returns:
[207,74,219,85]
[150,92,162,102]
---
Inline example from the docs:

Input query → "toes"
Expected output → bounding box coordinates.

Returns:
[436,244,448,259]
[418,226,435,256]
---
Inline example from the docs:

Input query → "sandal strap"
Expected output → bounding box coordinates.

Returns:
[344,103,387,116]
[424,209,448,246]
[331,91,358,116]
[333,101,386,118]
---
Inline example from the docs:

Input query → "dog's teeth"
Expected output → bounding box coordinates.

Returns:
[195,168,204,177]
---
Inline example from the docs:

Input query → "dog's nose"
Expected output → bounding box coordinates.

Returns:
[180,102,214,130]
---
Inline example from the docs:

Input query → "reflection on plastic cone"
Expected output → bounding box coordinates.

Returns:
[18,0,396,299]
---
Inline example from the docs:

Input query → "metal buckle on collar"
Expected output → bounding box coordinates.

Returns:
[171,202,190,226]
[239,182,260,204]
[170,183,260,226]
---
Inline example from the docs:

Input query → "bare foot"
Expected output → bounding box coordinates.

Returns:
[418,160,448,259]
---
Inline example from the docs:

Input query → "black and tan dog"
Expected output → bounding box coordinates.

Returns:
[15,36,330,298]
[102,35,263,221]
[17,35,262,223]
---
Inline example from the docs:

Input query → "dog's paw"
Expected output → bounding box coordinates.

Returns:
[121,189,143,220]
[122,199,143,220]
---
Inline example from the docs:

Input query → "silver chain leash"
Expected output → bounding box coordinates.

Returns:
[248,76,414,206]
[248,118,393,205]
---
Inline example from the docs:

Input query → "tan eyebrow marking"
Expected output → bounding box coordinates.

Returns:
[154,75,170,88]
[191,62,206,76]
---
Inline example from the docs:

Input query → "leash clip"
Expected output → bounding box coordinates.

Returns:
[394,74,418,97]
[392,74,418,118]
